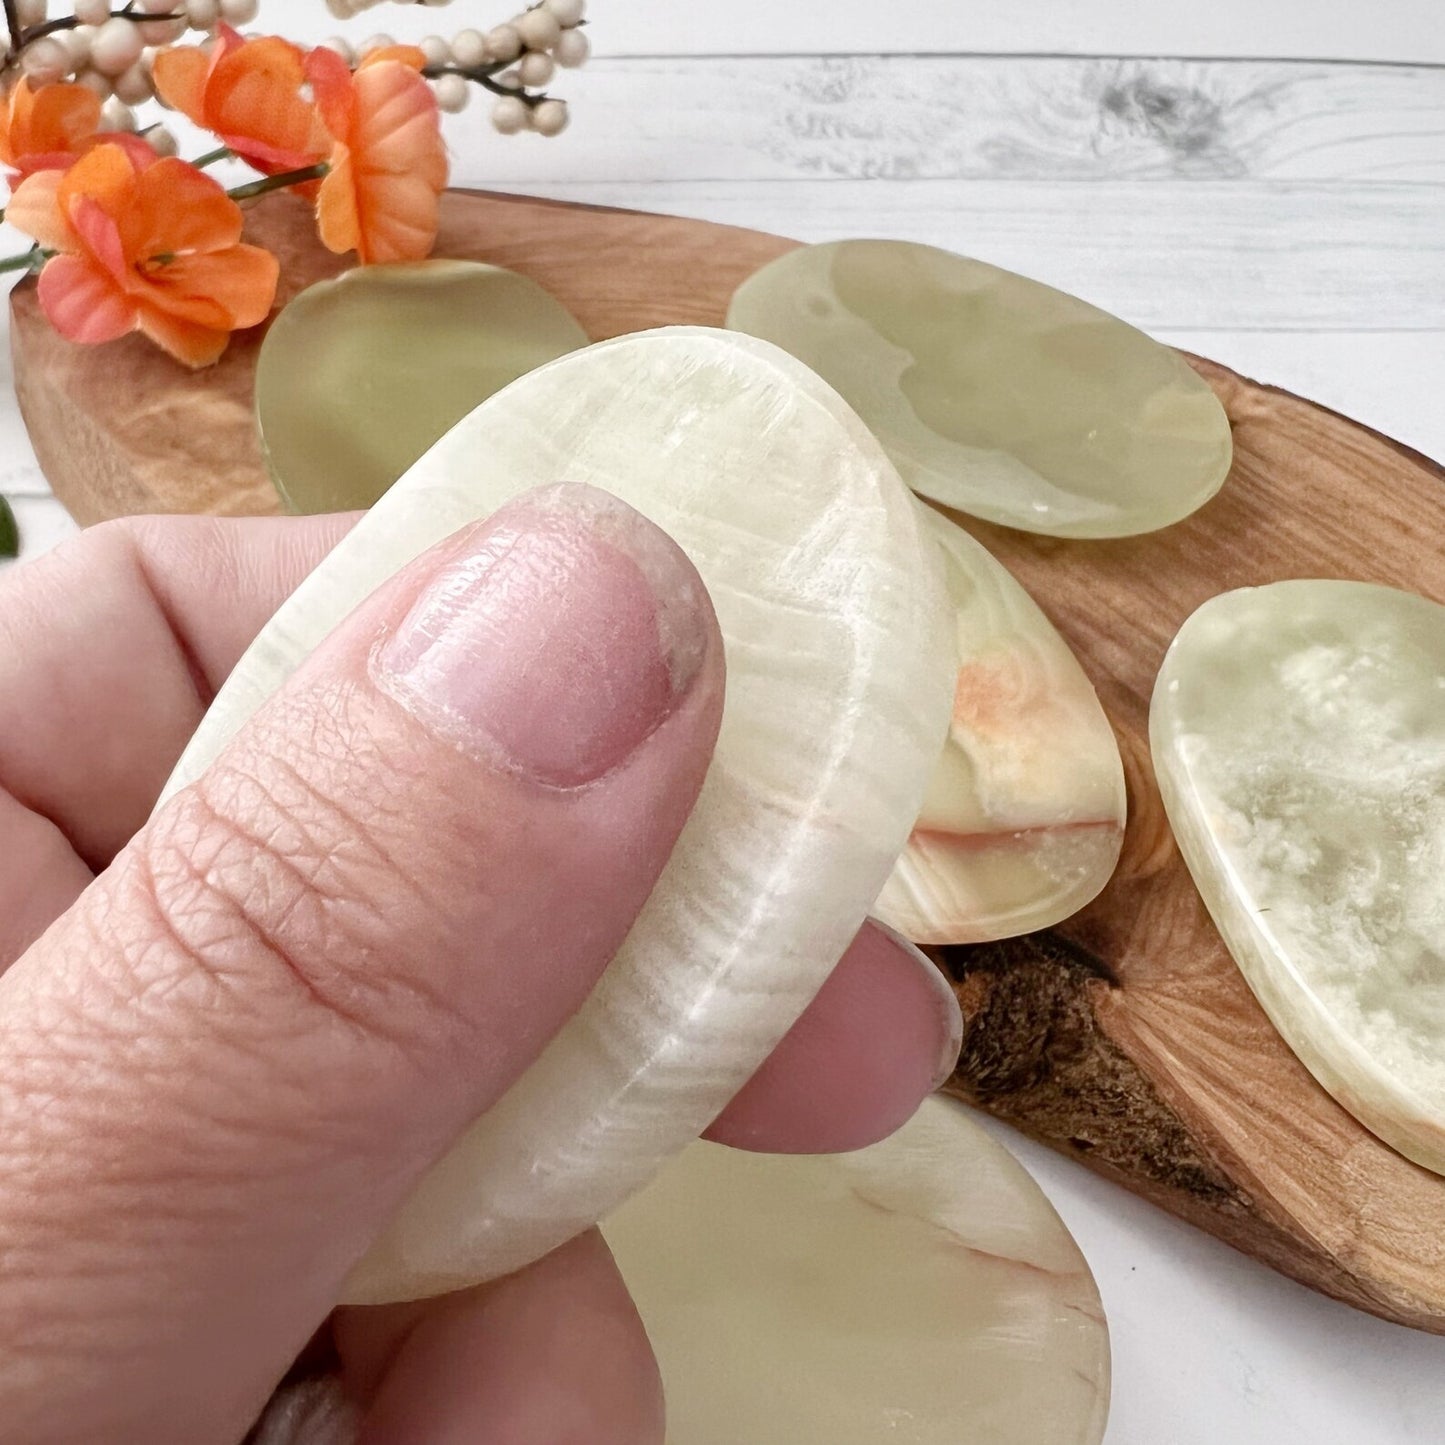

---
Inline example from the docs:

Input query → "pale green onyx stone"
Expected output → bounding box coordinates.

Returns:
[256,260,588,513]
[1152,580,1445,1175]
[605,1096,1110,1445]
[727,239,1233,538]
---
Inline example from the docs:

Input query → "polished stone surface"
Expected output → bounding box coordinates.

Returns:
[876,506,1126,943]
[605,1095,1110,1445]
[727,239,1233,538]
[256,260,589,513]
[161,328,955,1303]
[1152,580,1445,1176]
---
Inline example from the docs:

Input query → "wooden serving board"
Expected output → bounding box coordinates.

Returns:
[12,190,1445,1332]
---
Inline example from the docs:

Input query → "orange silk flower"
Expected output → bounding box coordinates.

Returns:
[6,143,279,368]
[305,46,449,265]
[0,79,103,177]
[153,24,328,174]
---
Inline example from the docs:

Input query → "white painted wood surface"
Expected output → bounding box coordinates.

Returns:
[2,5,1444,1442]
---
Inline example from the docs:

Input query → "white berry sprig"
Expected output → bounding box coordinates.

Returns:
[2,0,587,146]
[356,0,588,136]
[1,1,259,152]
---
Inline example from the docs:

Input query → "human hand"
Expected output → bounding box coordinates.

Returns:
[0,486,963,1444]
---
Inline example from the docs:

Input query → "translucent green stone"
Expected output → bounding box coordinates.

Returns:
[256,261,588,514]
[605,1096,1110,1445]
[1152,580,1445,1175]
[727,240,1232,538]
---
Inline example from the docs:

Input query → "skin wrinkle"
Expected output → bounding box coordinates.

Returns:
[127,525,220,716]
[137,791,464,1069]
[0,507,965,1441]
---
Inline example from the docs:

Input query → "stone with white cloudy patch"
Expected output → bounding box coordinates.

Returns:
[1152,580,1445,1176]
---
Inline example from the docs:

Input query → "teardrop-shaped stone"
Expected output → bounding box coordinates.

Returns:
[162,328,956,1303]
[875,506,1126,944]
[727,239,1232,538]
[604,1095,1111,1445]
[1152,580,1445,1175]
[256,260,589,513]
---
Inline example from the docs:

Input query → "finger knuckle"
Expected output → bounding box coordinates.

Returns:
[128,748,456,1062]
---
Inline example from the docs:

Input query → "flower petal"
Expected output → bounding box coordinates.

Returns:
[0,80,101,169]
[126,157,243,260]
[320,60,446,263]
[37,253,135,345]
[135,307,232,368]
[150,47,210,128]
[314,147,360,257]
[69,195,130,287]
[305,46,358,147]
[357,45,427,72]
[352,61,446,183]
[58,142,141,233]
[209,34,327,173]
[143,243,279,330]
[4,168,76,252]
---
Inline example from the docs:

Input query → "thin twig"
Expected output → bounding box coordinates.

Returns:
[14,8,182,49]
[422,62,548,107]
[2,0,22,64]
[193,146,234,169]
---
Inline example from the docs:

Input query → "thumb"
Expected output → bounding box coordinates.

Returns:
[0,485,723,1445]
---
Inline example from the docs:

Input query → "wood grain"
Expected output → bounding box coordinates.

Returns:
[288,1,1445,66]
[465,56,1445,185]
[11,189,1445,1332]
[501,178,1445,331]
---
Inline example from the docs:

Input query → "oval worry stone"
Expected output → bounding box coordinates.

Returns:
[1152,580,1445,1176]
[605,1095,1111,1445]
[876,507,1126,944]
[727,239,1233,538]
[161,328,955,1303]
[256,260,588,513]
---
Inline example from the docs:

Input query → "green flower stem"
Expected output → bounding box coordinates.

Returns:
[194,147,235,170]
[0,246,43,276]
[227,162,330,202]
[0,495,17,560]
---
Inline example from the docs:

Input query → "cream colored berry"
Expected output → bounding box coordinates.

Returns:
[491,95,529,134]
[531,98,568,136]
[517,51,554,87]
[555,29,589,67]
[113,62,153,104]
[100,96,137,131]
[451,28,490,68]
[20,37,70,86]
[185,0,221,29]
[15,0,49,32]
[90,17,144,77]
[514,8,561,50]
[433,73,469,113]
[487,24,522,62]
